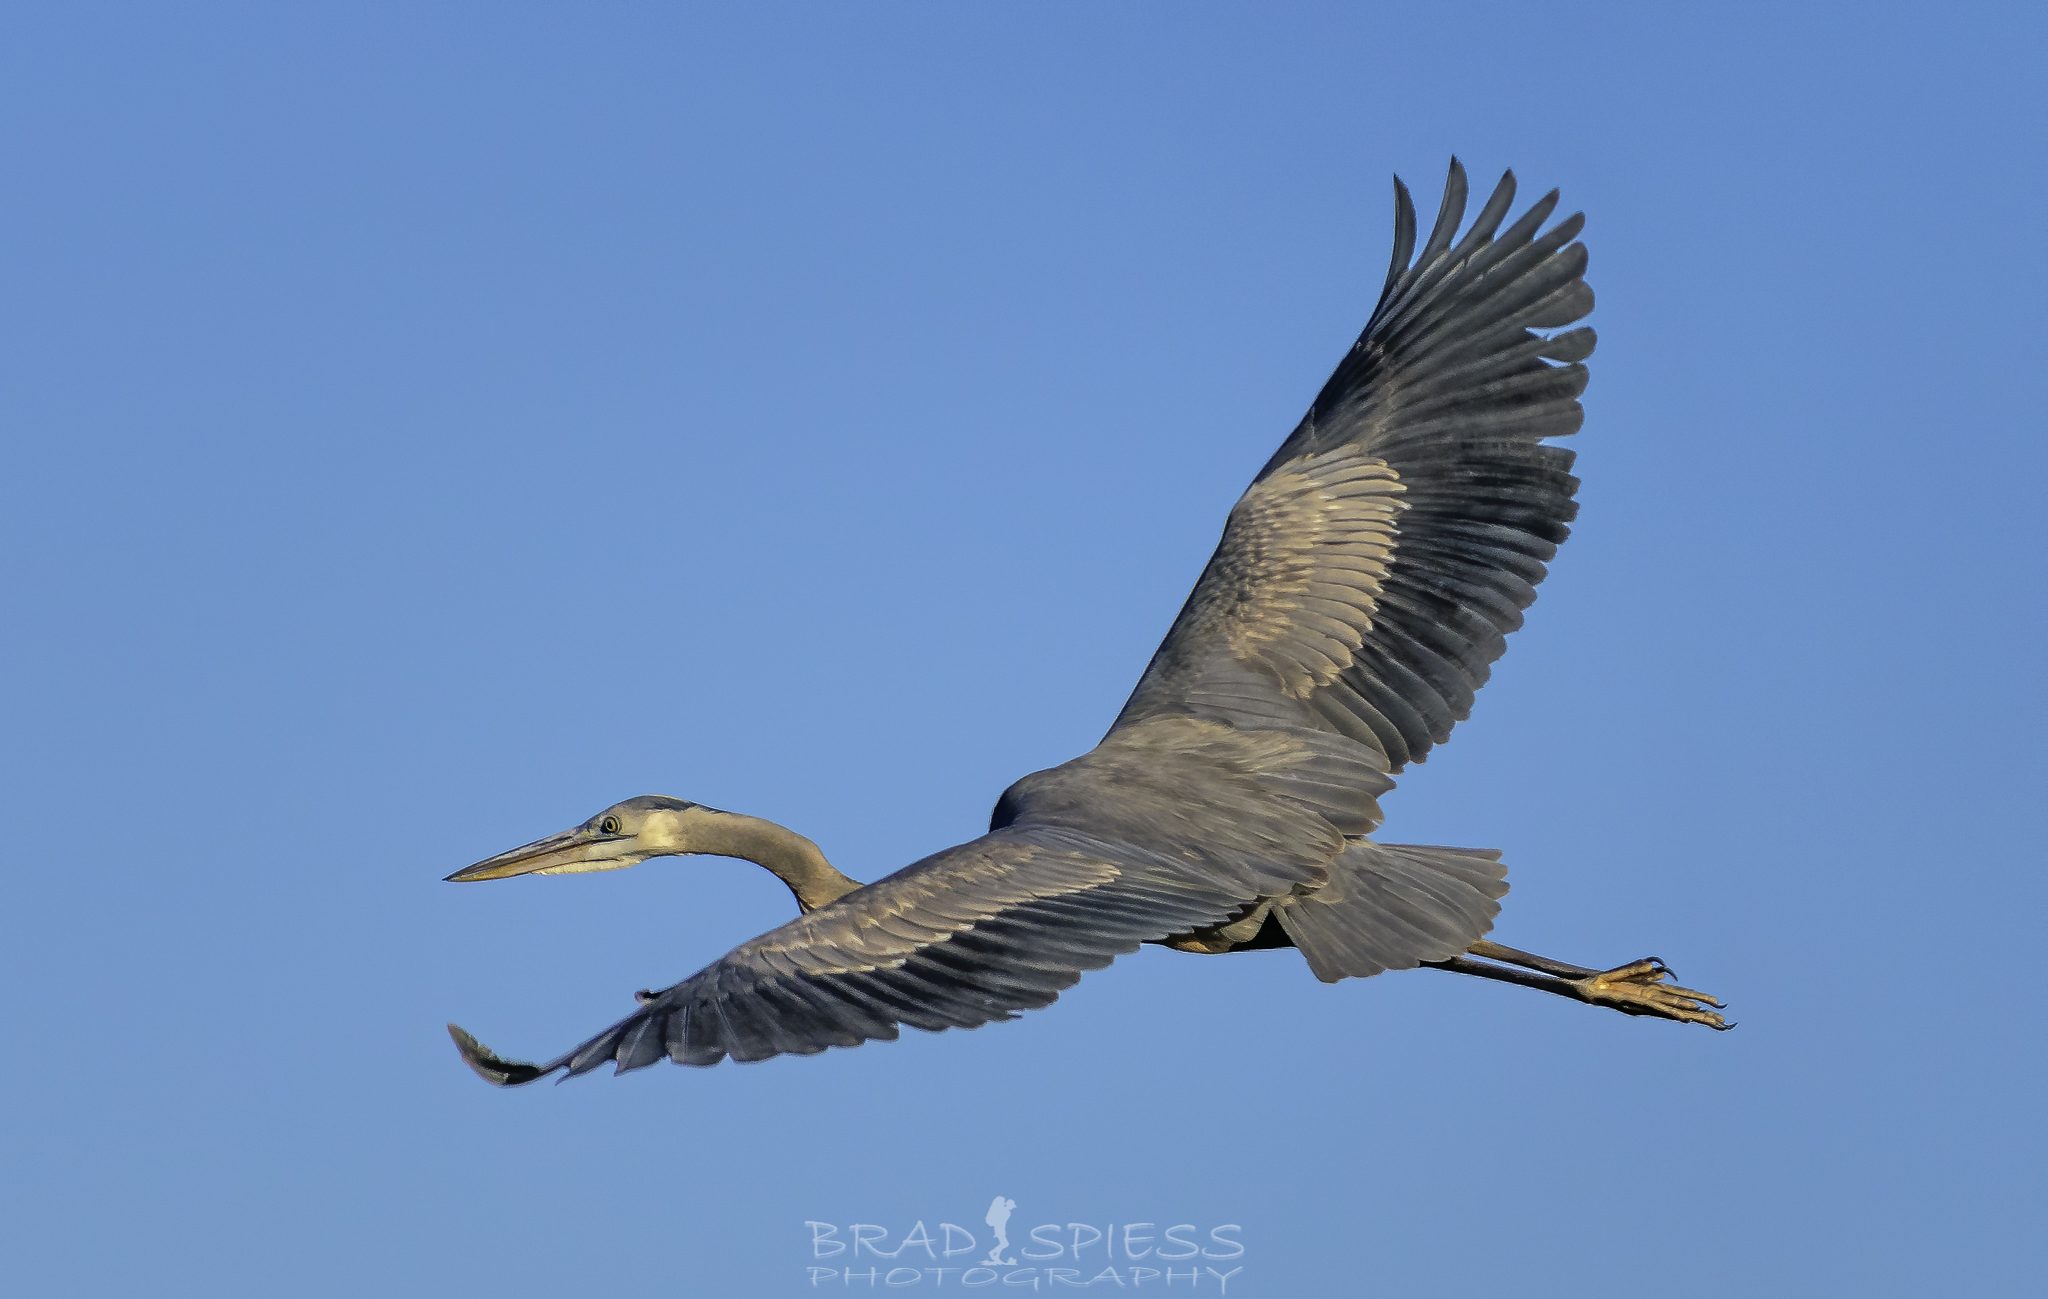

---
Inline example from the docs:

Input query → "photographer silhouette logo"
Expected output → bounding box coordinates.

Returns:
[982,1196,1018,1266]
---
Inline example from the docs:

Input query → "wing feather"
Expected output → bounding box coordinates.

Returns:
[1117,160,1594,769]
[451,828,1242,1080]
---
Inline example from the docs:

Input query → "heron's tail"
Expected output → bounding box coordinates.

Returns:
[1273,841,1507,982]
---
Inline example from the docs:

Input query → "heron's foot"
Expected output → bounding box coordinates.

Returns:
[1572,958,1730,1030]
[635,988,658,1005]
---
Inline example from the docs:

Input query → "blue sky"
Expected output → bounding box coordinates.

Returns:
[4,4,2042,1295]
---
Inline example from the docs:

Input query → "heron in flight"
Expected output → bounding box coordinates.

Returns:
[445,161,1728,1088]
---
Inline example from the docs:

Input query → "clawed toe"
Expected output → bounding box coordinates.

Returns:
[1576,958,1732,1030]
[1603,957,1668,983]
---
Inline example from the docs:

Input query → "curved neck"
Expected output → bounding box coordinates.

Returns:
[687,811,861,913]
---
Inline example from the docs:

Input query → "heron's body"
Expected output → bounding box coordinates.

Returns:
[445,161,1728,1088]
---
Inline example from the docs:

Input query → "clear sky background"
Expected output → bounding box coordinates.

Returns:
[4,5,2042,1295]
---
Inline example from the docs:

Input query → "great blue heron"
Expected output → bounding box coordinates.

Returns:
[445,160,1728,1088]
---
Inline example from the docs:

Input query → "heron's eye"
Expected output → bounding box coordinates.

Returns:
[599,815,623,835]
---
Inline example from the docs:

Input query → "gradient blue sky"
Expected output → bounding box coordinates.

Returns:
[5,5,2042,1295]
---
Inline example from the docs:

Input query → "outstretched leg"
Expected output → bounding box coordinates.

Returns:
[1427,942,1730,1029]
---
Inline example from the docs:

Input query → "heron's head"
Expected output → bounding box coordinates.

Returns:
[444,795,721,882]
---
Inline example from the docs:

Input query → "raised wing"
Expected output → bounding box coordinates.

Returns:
[1116,160,1594,769]
[451,716,1378,1082]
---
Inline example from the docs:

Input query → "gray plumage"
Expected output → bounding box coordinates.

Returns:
[445,161,1727,1088]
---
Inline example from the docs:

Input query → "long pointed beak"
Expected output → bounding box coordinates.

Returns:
[446,828,621,882]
